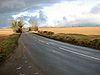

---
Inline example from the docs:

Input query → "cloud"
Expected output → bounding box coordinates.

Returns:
[0,0,76,27]
[38,10,48,24]
[11,0,100,27]
[12,10,48,26]
[0,0,26,14]
[91,4,100,14]
[0,13,13,27]
[0,0,73,14]
[1,0,100,27]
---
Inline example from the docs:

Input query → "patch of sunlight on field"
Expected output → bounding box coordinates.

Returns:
[0,29,14,43]
[0,29,14,35]
[39,26,100,35]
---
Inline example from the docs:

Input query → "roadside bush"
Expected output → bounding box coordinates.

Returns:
[38,31,54,35]
[89,39,100,49]
[36,31,100,50]
[0,34,20,63]
[28,27,33,31]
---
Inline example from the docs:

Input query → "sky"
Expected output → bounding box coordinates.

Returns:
[0,0,100,27]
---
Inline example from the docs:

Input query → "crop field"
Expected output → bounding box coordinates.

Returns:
[0,29,14,43]
[39,26,100,35]
[0,29,19,62]
[37,26,100,50]
[0,29,14,35]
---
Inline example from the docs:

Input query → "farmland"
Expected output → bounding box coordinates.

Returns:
[0,29,14,42]
[0,29,14,35]
[39,26,100,35]
[0,29,20,62]
[37,26,100,50]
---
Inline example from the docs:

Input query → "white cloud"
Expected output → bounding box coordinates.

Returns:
[11,0,100,27]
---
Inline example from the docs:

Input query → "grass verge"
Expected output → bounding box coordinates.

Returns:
[36,31,100,50]
[0,34,20,63]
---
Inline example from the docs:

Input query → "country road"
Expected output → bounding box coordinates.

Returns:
[20,32,100,75]
[0,32,100,75]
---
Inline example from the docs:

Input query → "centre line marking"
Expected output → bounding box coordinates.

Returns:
[59,47,100,61]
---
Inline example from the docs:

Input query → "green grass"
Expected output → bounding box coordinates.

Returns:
[36,31,100,50]
[0,34,20,62]
[0,35,8,43]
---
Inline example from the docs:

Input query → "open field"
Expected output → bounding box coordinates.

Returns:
[0,29,14,43]
[39,26,100,35]
[37,27,100,50]
[0,29,14,36]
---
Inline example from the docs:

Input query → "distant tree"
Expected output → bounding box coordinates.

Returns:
[10,20,17,32]
[29,21,38,31]
[17,20,24,28]
[10,20,24,33]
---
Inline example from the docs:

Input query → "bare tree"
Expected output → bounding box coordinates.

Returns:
[30,21,38,31]
[10,20,24,33]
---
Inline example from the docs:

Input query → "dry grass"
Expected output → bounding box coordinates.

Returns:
[39,26,100,35]
[0,29,14,36]
[0,29,20,62]
[0,29,14,43]
[37,30,100,50]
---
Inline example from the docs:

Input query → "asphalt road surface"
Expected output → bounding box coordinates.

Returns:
[21,32,100,75]
[0,32,100,75]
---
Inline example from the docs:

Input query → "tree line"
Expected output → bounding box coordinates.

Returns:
[10,20,38,33]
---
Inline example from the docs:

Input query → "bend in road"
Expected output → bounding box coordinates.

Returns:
[20,32,100,75]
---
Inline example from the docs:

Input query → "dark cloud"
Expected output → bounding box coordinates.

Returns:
[0,0,74,14]
[0,0,26,14]
[0,13,13,27]
[0,0,76,27]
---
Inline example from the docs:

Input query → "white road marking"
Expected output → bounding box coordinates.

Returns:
[48,42,56,45]
[38,39,45,43]
[52,50,65,56]
[46,42,57,46]
[59,47,100,61]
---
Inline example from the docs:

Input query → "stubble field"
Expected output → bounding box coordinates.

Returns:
[38,26,100,50]
[39,26,100,35]
[0,29,20,62]
[0,29,14,42]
